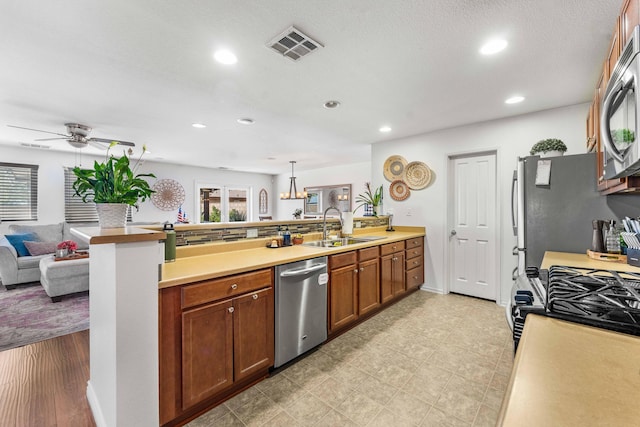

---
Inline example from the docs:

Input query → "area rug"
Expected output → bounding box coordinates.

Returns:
[0,282,89,352]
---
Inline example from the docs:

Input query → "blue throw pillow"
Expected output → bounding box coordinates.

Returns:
[5,233,39,257]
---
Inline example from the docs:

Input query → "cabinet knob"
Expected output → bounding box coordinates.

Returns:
[252,294,258,300]
[228,307,234,313]
[360,267,364,272]
[354,269,359,274]
[231,284,238,290]
[392,257,397,261]
[413,261,418,265]
[392,246,397,250]
[414,276,418,280]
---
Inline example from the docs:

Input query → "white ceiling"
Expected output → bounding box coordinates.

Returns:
[0,0,619,174]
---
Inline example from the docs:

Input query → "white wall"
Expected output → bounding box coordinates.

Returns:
[274,162,371,220]
[371,103,590,304]
[0,145,274,234]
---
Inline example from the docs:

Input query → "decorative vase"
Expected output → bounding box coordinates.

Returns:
[56,248,68,258]
[96,203,128,228]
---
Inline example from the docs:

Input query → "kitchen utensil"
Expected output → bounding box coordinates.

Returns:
[591,220,607,253]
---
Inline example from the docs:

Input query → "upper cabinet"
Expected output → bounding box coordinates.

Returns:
[589,0,640,194]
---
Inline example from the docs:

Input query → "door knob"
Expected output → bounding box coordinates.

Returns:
[450,230,457,236]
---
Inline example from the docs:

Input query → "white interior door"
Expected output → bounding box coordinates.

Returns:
[449,153,497,300]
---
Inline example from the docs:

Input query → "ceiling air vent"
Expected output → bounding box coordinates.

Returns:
[267,26,323,61]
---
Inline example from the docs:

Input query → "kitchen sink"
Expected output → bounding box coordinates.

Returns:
[302,236,386,248]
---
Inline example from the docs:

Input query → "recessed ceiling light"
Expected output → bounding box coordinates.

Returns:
[192,123,207,128]
[379,126,392,133]
[237,118,255,125]
[214,49,237,65]
[505,96,525,104]
[480,39,508,55]
[324,100,341,109]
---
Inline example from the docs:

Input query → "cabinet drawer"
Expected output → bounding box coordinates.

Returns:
[406,245,423,260]
[406,266,424,290]
[405,237,423,250]
[358,246,379,262]
[330,251,357,269]
[406,255,423,270]
[181,269,272,309]
[380,241,405,256]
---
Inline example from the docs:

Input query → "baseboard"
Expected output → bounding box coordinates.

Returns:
[419,284,444,294]
[86,381,106,427]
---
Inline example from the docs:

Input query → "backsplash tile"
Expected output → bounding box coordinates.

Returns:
[175,217,388,246]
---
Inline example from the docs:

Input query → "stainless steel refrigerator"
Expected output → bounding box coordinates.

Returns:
[512,153,640,278]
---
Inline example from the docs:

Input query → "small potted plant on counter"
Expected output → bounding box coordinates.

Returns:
[354,182,383,217]
[293,208,302,219]
[529,138,567,158]
[72,143,155,228]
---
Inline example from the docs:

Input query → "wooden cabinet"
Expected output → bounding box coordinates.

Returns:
[381,241,406,304]
[159,268,274,425]
[589,0,640,194]
[358,246,381,316]
[621,0,639,46]
[405,237,425,291]
[329,251,359,332]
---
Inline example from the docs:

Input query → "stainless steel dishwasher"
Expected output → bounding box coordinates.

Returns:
[274,256,328,368]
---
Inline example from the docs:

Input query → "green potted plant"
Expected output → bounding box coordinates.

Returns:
[529,138,567,157]
[72,143,155,228]
[292,208,302,219]
[611,128,635,147]
[354,182,383,217]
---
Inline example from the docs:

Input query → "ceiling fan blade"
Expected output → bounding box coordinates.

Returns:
[90,137,136,147]
[89,141,107,150]
[7,124,69,138]
[34,137,69,141]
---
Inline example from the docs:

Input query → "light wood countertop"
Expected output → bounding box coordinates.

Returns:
[497,314,640,426]
[541,251,640,273]
[71,226,165,245]
[159,227,425,288]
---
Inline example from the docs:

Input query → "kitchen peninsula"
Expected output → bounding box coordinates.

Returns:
[499,251,640,426]
[158,224,426,426]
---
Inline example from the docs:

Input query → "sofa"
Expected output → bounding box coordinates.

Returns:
[0,222,89,288]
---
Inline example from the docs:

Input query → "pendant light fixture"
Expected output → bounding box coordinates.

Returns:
[280,161,307,200]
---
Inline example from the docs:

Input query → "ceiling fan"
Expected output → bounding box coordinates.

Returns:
[7,123,136,149]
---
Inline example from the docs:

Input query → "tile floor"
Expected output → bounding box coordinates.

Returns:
[187,291,513,427]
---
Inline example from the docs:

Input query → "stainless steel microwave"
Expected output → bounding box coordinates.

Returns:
[601,25,640,179]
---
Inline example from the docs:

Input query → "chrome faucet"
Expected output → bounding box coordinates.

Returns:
[323,207,343,241]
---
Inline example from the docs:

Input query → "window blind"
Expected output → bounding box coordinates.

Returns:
[0,162,38,221]
[64,167,132,223]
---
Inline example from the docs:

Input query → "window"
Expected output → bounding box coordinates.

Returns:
[64,167,132,223]
[197,184,251,223]
[0,162,38,221]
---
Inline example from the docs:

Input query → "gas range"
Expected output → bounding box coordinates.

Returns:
[508,265,640,352]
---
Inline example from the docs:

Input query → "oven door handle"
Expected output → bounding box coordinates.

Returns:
[601,76,634,163]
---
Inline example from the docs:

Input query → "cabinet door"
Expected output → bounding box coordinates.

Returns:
[621,0,639,47]
[182,299,234,409]
[358,257,380,316]
[392,251,406,297]
[380,253,394,304]
[233,287,274,382]
[329,264,358,332]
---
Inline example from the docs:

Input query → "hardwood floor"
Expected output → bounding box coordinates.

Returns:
[0,330,95,427]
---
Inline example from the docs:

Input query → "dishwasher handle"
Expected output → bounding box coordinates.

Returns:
[279,263,326,278]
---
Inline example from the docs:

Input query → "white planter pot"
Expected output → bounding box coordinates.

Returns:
[539,150,564,158]
[96,203,128,228]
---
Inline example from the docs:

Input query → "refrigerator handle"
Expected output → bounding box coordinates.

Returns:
[511,170,518,236]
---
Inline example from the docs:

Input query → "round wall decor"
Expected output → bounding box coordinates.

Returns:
[404,161,432,190]
[151,179,185,211]
[389,180,410,201]
[383,155,408,182]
